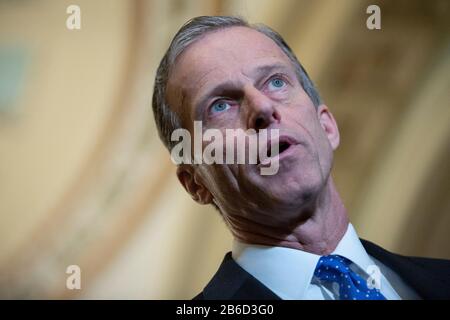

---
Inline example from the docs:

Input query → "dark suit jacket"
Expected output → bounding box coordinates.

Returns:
[194,240,450,300]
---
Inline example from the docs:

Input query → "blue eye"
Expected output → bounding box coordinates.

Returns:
[210,101,231,113]
[268,78,285,90]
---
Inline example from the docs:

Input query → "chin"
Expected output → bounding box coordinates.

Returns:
[259,169,325,206]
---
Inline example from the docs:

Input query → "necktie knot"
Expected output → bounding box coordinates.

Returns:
[314,254,386,300]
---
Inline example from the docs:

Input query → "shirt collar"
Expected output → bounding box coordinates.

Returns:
[232,223,375,299]
[332,223,377,272]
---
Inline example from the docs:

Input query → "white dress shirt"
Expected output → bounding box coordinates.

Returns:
[232,223,419,300]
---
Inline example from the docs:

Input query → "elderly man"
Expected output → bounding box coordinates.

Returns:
[152,16,450,300]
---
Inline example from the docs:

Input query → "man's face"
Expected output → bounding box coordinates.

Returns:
[167,27,339,223]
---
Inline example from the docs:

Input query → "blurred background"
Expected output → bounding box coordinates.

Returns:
[0,0,449,299]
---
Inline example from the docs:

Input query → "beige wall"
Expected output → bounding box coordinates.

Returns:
[0,0,448,299]
[0,0,131,263]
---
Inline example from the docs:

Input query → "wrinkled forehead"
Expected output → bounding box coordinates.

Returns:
[166,26,292,123]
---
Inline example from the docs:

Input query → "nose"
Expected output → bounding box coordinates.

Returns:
[243,86,281,131]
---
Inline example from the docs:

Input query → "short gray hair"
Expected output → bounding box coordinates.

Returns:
[152,15,322,151]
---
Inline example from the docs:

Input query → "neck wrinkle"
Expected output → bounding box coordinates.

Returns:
[229,176,349,256]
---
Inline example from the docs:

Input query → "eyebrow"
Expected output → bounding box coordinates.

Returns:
[193,63,291,120]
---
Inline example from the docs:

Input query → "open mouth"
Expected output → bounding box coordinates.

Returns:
[257,136,297,165]
[270,140,291,157]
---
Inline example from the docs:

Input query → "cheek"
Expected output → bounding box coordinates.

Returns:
[311,124,334,176]
[289,105,319,138]
[288,105,333,164]
[307,119,332,156]
[199,164,240,201]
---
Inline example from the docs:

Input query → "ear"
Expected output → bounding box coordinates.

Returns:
[317,104,340,150]
[176,164,213,205]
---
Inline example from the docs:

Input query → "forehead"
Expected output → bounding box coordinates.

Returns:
[166,26,292,118]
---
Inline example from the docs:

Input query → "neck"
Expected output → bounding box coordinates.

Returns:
[227,176,349,255]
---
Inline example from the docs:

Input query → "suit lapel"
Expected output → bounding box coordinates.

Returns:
[362,239,450,299]
[202,252,280,300]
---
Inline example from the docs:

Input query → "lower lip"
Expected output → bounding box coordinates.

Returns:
[258,144,299,166]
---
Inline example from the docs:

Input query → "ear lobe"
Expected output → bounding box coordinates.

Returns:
[317,104,340,150]
[176,165,213,205]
